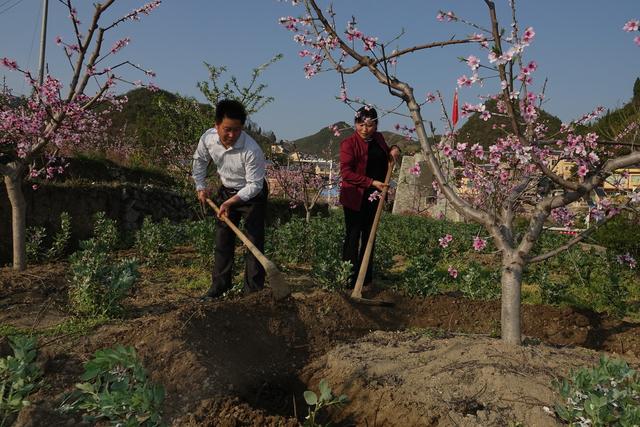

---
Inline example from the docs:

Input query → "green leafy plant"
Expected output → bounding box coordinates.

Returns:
[267,216,310,267]
[25,226,46,263]
[68,239,139,317]
[185,219,217,267]
[25,212,73,263]
[458,263,501,300]
[303,379,348,427]
[92,211,120,251]
[135,217,181,267]
[60,345,164,426]
[45,211,72,260]
[538,271,570,306]
[554,355,640,426]
[0,335,43,427]
[399,252,446,297]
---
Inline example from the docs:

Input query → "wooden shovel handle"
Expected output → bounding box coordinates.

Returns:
[351,159,395,299]
[205,198,272,270]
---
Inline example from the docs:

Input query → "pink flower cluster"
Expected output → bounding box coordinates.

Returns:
[279,10,379,78]
[617,253,637,269]
[436,11,457,22]
[110,38,131,54]
[409,162,421,177]
[393,123,416,141]
[623,19,640,46]
[472,236,487,251]
[550,207,576,228]
[439,234,453,248]
[589,198,620,222]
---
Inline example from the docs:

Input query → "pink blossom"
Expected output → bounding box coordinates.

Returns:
[409,163,421,176]
[472,236,487,251]
[368,190,381,202]
[635,36,640,46]
[457,74,473,88]
[623,20,639,32]
[362,36,378,51]
[617,253,636,269]
[631,192,640,204]
[439,234,453,248]
[55,36,63,45]
[577,164,588,177]
[425,92,436,103]
[110,38,131,54]
[448,267,458,278]
[522,27,535,44]
[1,57,18,70]
[480,110,492,121]
[466,55,480,70]
[329,124,341,137]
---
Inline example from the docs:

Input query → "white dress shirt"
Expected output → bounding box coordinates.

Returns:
[192,128,266,201]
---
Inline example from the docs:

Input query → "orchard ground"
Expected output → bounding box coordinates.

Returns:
[2,244,640,427]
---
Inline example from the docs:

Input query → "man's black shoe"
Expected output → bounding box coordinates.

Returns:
[199,293,221,302]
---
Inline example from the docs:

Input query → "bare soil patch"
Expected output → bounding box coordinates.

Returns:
[1,257,639,426]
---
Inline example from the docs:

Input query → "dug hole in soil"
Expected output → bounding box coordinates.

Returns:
[2,261,640,426]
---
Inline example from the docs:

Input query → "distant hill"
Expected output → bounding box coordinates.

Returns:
[106,88,275,163]
[289,121,422,159]
[457,99,562,148]
[590,77,640,145]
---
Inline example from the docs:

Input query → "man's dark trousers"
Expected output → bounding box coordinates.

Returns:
[208,184,267,296]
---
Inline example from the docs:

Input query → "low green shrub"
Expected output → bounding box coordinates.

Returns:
[25,226,46,263]
[554,355,640,426]
[68,239,139,317]
[92,211,120,251]
[60,345,164,426]
[46,212,72,260]
[458,262,501,300]
[266,216,310,267]
[398,251,446,297]
[590,215,640,259]
[184,219,216,267]
[0,335,43,427]
[25,212,73,263]
[135,217,183,267]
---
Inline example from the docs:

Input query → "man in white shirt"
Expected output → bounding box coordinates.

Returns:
[192,99,267,300]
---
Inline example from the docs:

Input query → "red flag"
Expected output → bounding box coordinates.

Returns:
[452,89,459,128]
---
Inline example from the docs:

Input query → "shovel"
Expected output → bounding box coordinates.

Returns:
[350,159,395,307]
[205,198,291,301]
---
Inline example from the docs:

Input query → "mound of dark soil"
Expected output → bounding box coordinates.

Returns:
[2,262,639,426]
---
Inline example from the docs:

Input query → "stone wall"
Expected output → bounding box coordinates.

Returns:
[0,183,330,266]
[0,183,192,265]
[392,153,465,222]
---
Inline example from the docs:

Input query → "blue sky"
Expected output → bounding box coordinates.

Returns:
[1,1,638,140]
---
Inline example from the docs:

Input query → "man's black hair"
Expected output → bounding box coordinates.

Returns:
[215,99,247,125]
[354,105,378,124]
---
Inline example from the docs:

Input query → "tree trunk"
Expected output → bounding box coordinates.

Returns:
[4,171,26,271]
[305,208,311,223]
[500,253,524,344]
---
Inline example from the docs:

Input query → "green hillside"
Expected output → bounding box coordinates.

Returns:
[289,121,421,159]
[590,77,640,145]
[457,99,562,147]
[106,88,274,165]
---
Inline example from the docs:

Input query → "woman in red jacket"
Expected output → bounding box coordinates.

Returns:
[339,106,400,289]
